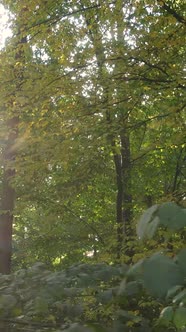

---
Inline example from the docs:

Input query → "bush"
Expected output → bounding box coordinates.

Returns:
[0,202,185,331]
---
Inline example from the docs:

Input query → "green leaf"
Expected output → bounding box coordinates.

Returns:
[34,296,49,314]
[98,289,113,304]
[166,285,183,300]
[176,249,186,277]
[117,309,141,323]
[63,323,94,332]
[137,204,159,240]
[173,289,186,305]
[87,323,108,332]
[173,307,186,330]
[157,202,186,230]
[158,306,174,327]
[125,281,141,296]
[127,259,144,280]
[0,294,17,309]
[143,253,184,298]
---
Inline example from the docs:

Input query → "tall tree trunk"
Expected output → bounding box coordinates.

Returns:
[121,130,133,260]
[0,21,27,273]
[115,3,133,259]
[0,117,18,274]
[121,131,132,238]
[113,152,124,258]
[80,0,133,259]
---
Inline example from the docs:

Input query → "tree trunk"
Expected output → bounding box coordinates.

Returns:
[0,21,27,273]
[113,153,124,258]
[80,1,133,259]
[121,131,132,238]
[0,118,18,274]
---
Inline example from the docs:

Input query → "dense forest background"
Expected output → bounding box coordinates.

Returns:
[0,0,185,331]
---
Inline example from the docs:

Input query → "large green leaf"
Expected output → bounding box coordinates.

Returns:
[176,249,186,277]
[63,323,94,332]
[124,281,141,296]
[166,285,183,300]
[173,289,186,305]
[127,259,144,280]
[157,202,186,230]
[136,204,159,240]
[143,253,184,298]
[158,306,174,327]
[173,307,186,330]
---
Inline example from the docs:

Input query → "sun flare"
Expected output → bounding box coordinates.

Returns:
[0,4,12,47]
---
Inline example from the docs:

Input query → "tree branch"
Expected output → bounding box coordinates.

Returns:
[63,204,106,247]
[158,1,186,25]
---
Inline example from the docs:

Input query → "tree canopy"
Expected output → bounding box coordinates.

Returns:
[0,0,185,330]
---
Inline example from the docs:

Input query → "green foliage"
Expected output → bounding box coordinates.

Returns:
[0,0,185,269]
[137,205,159,240]
[158,203,186,230]
[137,202,186,240]
[0,263,128,331]
[176,249,186,277]
[158,306,174,328]
[0,202,185,331]
[143,253,183,298]
[173,308,186,330]
[0,0,185,330]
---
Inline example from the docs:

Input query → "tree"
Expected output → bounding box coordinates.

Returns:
[0,0,185,271]
[0,3,30,273]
